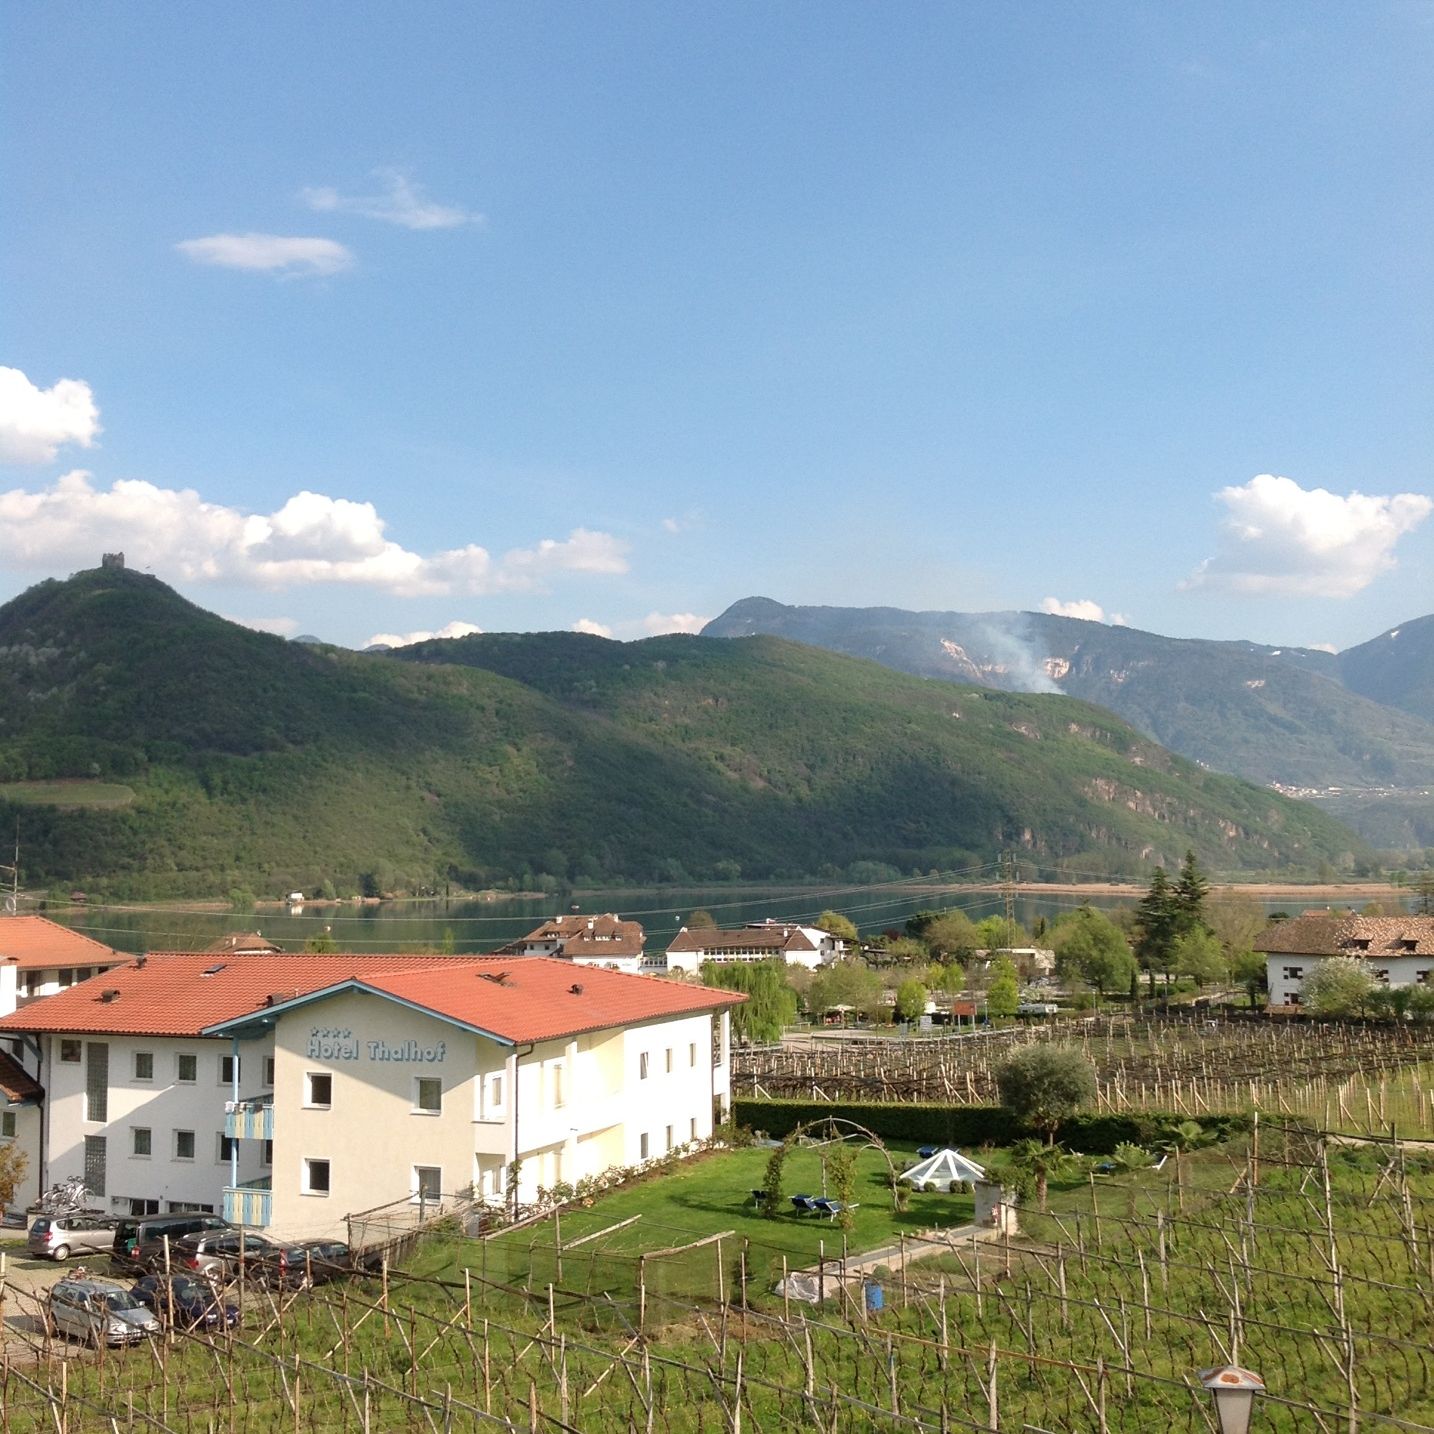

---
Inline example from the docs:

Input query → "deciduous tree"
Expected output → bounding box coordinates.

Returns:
[1051,905,1135,995]
[986,954,1020,1020]
[895,979,929,1022]
[699,959,796,1043]
[1301,956,1376,1018]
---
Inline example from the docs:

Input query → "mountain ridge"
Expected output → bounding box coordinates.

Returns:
[0,567,1365,895]
[703,597,1434,798]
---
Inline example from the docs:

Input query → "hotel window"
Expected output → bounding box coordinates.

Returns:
[132,1127,151,1158]
[690,1117,698,1141]
[263,1056,276,1086]
[483,1072,505,1120]
[219,1055,240,1085]
[60,1039,81,1063]
[639,1052,650,1080]
[550,1063,565,1109]
[174,1130,196,1161]
[639,1132,650,1160]
[1418,971,1430,985]
[85,1042,109,1122]
[665,1124,673,1152]
[58,968,75,989]
[129,1198,160,1217]
[665,1048,673,1074]
[2,1110,17,1139]
[689,1042,697,1068]
[305,1073,333,1108]
[133,1051,154,1082]
[262,1139,273,1166]
[414,1077,442,1114]
[1373,969,1391,984]
[303,1158,331,1195]
[217,1134,238,1163]
[413,1166,442,1204]
[176,1053,197,1083]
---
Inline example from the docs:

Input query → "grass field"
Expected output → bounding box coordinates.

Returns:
[0,780,135,809]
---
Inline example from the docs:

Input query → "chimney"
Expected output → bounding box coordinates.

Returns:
[99,989,121,1003]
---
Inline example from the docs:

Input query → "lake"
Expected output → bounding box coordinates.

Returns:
[39,882,1335,956]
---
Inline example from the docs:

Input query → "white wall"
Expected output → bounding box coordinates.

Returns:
[1,1102,40,1214]
[1267,953,1434,1006]
[42,1032,271,1215]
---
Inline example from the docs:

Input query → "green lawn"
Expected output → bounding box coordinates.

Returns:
[418,1142,984,1321]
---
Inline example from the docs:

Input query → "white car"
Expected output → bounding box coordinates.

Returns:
[47,1276,162,1346]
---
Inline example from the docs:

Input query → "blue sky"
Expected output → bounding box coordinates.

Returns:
[3,3,1431,651]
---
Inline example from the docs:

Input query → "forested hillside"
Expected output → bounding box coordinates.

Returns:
[0,568,1364,897]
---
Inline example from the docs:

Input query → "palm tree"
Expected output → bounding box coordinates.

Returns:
[1004,1139,1078,1211]
[1158,1120,1212,1182]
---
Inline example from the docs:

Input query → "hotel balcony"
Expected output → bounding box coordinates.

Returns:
[223,1177,272,1228]
[224,1096,274,1141]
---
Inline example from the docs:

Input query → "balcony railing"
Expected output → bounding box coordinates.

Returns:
[224,1097,274,1141]
[223,1177,272,1228]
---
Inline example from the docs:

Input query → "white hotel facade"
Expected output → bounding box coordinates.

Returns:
[0,952,740,1239]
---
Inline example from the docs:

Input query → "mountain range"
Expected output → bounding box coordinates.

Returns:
[703,599,1434,848]
[0,566,1365,897]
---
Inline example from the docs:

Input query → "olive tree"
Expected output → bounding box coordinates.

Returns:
[996,1046,1097,1144]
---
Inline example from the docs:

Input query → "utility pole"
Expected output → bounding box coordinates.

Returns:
[0,822,18,915]
[1001,850,1017,951]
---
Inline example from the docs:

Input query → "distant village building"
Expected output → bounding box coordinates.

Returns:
[1256,912,1434,1007]
[206,932,284,955]
[665,920,846,976]
[505,914,646,974]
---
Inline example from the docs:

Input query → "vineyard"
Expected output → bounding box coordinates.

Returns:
[2,1119,1433,1430]
[735,1016,1434,1137]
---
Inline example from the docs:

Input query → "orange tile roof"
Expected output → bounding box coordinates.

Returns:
[0,1050,42,1104]
[1255,913,1434,959]
[0,915,123,972]
[340,958,743,1044]
[0,952,744,1045]
[0,952,460,1038]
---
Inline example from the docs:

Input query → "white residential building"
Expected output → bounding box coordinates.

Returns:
[504,914,647,974]
[665,920,844,976]
[1256,912,1434,1007]
[0,950,741,1239]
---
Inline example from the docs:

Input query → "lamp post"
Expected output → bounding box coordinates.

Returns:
[1199,1366,1265,1434]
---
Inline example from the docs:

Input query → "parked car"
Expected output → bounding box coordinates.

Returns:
[283,1239,383,1285]
[116,1213,231,1270]
[246,1240,328,1290]
[170,1229,277,1282]
[130,1274,241,1330]
[46,1276,162,1346]
[28,1212,119,1262]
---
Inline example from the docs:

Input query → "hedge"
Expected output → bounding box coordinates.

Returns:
[732,1099,1251,1155]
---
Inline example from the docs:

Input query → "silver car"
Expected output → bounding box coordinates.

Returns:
[47,1276,161,1346]
[28,1212,119,1262]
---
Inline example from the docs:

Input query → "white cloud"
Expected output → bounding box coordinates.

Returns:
[0,367,101,464]
[661,517,682,534]
[367,620,483,648]
[642,611,708,635]
[1185,474,1433,597]
[226,614,299,637]
[301,170,480,230]
[573,618,614,638]
[1309,642,1338,654]
[1041,597,1107,623]
[0,471,630,596]
[175,233,354,278]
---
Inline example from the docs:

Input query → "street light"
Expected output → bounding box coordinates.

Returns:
[1199,1366,1265,1434]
